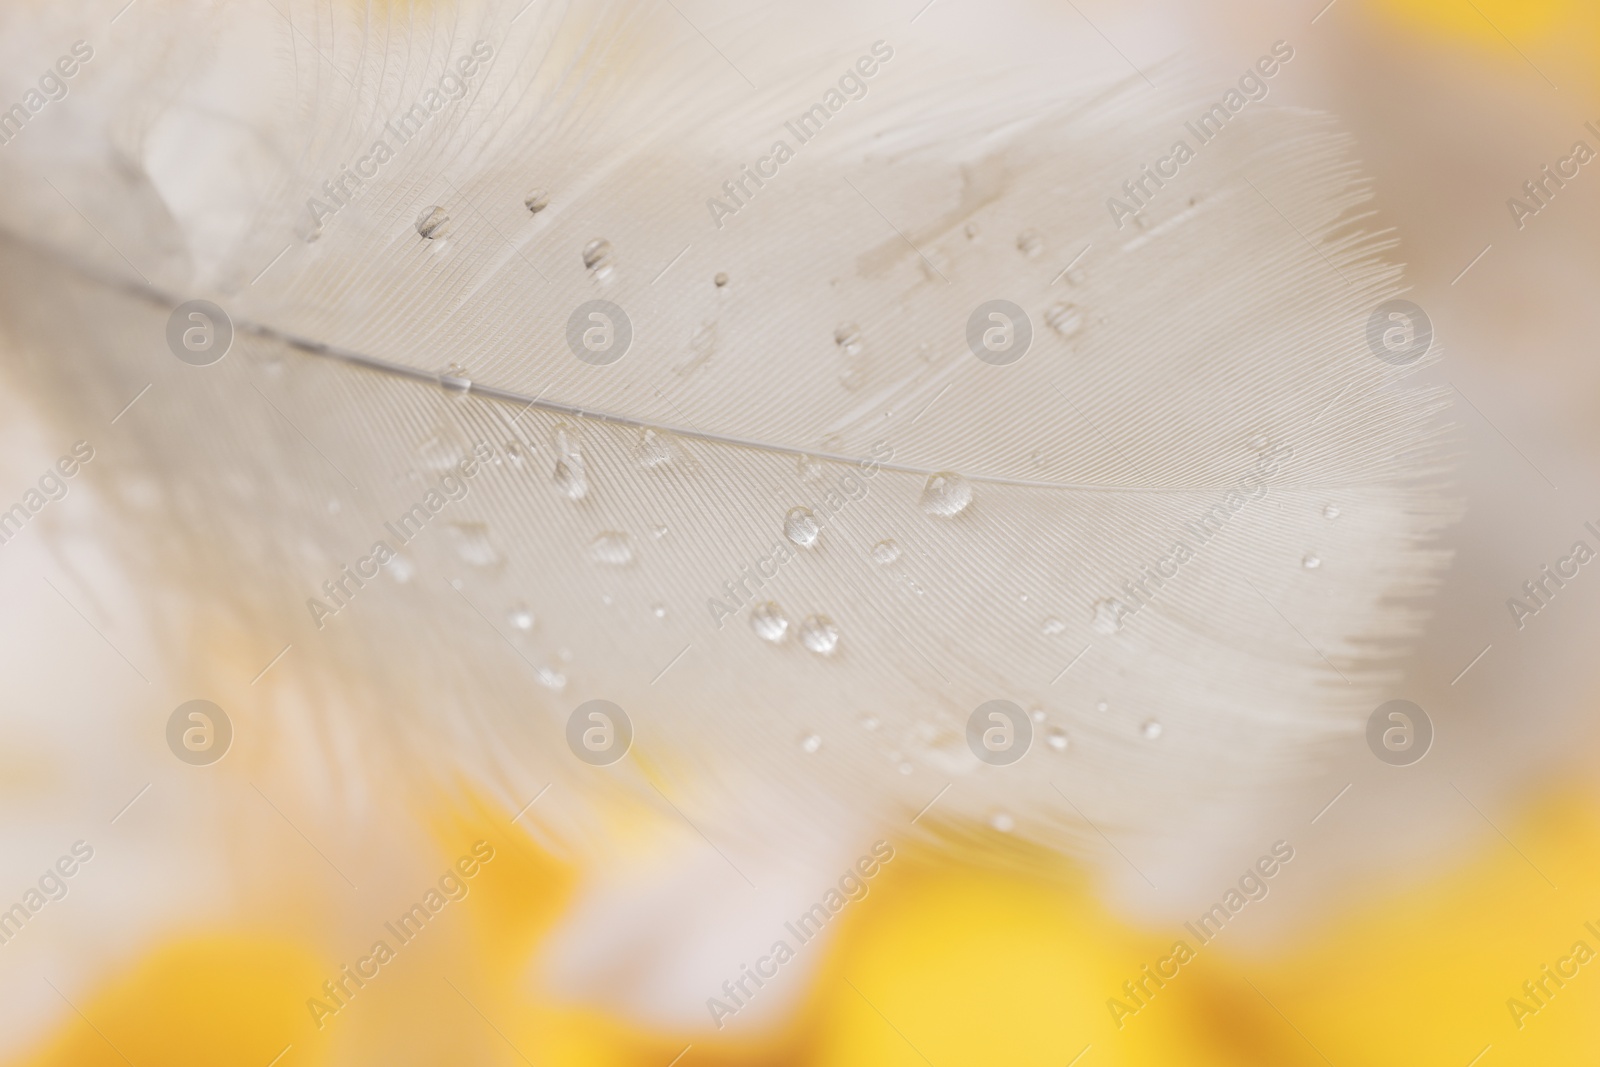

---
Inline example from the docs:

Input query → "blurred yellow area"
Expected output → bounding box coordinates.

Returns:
[15,784,1600,1067]
[12,2,1600,1065]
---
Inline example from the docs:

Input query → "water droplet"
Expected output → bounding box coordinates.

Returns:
[535,664,567,690]
[964,221,980,240]
[833,323,864,357]
[784,506,821,548]
[651,603,667,619]
[1044,302,1084,337]
[650,524,668,539]
[1302,554,1322,570]
[416,206,449,239]
[799,614,840,656]
[860,715,880,731]
[582,238,612,271]
[438,363,472,395]
[1029,708,1047,722]
[797,454,824,483]
[1016,230,1044,258]
[1140,719,1164,740]
[1042,616,1066,635]
[447,522,503,568]
[1046,726,1069,751]
[504,441,530,468]
[600,593,614,607]
[590,531,633,566]
[920,472,972,517]
[750,601,789,643]
[524,189,550,214]
[634,429,674,468]
[990,811,1016,832]
[800,733,822,754]
[714,272,729,287]
[871,539,902,565]
[1091,598,1125,635]
[508,605,535,630]
[385,554,415,583]
[1323,504,1341,520]
[553,429,587,500]
[1095,700,1108,713]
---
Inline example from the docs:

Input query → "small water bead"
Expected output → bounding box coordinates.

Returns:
[750,601,789,643]
[1323,504,1341,520]
[534,664,567,690]
[964,221,980,240]
[1029,708,1046,723]
[1095,700,1109,713]
[1016,230,1045,257]
[582,238,612,271]
[784,506,821,548]
[448,522,503,568]
[601,593,614,606]
[799,614,840,656]
[833,323,864,357]
[507,605,535,631]
[1091,597,1125,635]
[1140,719,1164,740]
[860,715,880,731]
[589,531,634,566]
[524,189,550,214]
[1044,302,1084,338]
[416,205,450,239]
[650,524,668,539]
[438,363,472,395]
[651,603,667,619]
[1042,616,1066,635]
[634,429,674,469]
[714,272,729,287]
[800,733,822,754]
[871,539,902,565]
[990,811,1016,832]
[920,472,973,517]
[385,554,415,583]
[1046,726,1070,751]
[1302,554,1322,570]
[553,429,587,500]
